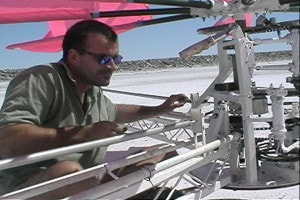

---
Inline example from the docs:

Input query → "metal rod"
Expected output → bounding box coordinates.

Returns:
[153,134,239,172]
[101,149,232,200]
[253,36,291,46]
[129,0,213,9]
[233,26,258,184]
[255,64,293,70]
[91,7,190,18]
[103,88,169,100]
[104,88,192,103]
[0,121,194,170]
[67,133,240,199]
[133,14,194,26]
[1,140,193,199]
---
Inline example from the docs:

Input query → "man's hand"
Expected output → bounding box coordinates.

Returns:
[159,94,189,112]
[83,121,127,141]
[114,94,190,123]
[0,122,128,156]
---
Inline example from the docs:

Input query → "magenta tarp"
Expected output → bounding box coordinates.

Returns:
[2,0,252,52]
[6,21,143,52]
[0,0,93,24]
[1,0,151,52]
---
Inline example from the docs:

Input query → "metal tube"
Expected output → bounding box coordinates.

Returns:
[104,88,191,103]
[267,85,288,153]
[138,14,194,26]
[255,64,293,71]
[253,36,291,46]
[153,134,239,172]
[232,26,258,184]
[130,0,212,9]
[91,8,190,18]
[0,140,193,199]
[0,120,194,170]
[66,133,240,200]
[103,140,193,176]
[102,148,233,200]
[103,88,169,100]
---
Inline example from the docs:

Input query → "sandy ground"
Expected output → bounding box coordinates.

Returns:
[0,63,299,199]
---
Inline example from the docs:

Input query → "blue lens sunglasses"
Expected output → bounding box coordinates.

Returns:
[77,48,123,65]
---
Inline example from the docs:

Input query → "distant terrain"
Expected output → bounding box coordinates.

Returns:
[0,51,292,81]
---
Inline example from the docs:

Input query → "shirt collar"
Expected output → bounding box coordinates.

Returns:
[58,59,77,84]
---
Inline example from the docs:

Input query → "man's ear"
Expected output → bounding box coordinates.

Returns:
[67,49,80,65]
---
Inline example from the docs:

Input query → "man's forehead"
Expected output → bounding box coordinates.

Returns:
[86,33,117,45]
[85,33,119,54]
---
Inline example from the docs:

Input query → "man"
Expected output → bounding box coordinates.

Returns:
[0,19,188,198]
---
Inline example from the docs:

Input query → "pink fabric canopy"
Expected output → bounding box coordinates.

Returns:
[1,0,151,52]
[1,0,252,52]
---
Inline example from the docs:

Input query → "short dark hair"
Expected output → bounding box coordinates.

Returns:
[62,20,118,59]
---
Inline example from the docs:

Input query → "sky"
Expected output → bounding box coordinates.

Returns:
[0,10,299,69]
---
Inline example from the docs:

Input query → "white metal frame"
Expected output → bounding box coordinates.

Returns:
[1,16,299,200]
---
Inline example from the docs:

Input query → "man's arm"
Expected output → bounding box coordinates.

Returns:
[0,122,126,157]
[114,94,189,123]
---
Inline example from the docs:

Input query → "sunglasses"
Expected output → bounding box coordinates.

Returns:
[77,48,123,65]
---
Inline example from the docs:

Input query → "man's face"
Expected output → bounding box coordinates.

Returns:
[72,33,120,87]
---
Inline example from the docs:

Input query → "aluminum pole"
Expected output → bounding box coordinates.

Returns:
[0,120,194,170]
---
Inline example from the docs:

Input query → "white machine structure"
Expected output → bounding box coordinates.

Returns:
[0,0,299,199]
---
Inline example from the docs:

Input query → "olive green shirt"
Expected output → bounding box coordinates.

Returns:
[0,63,116,128]
[0,63,116,194]
[0,63,117,193]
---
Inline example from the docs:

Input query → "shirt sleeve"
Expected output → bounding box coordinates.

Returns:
[0,65,57,127]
